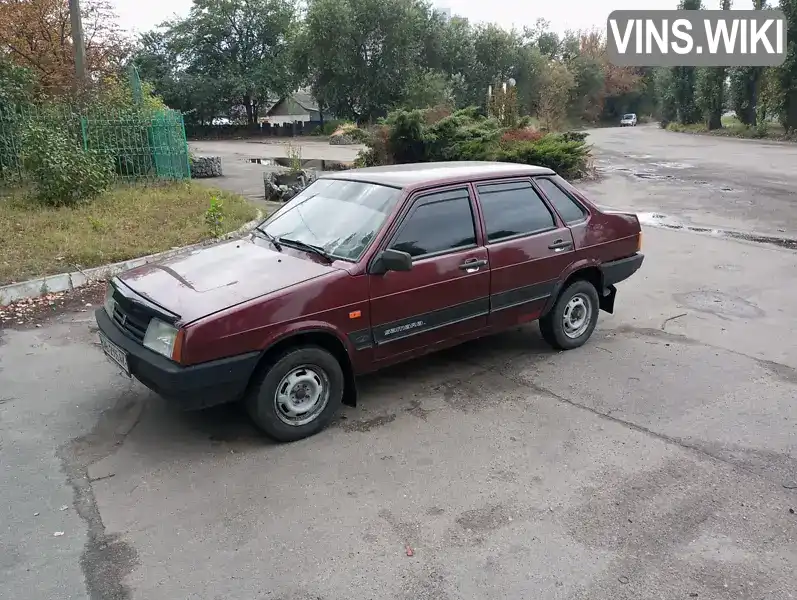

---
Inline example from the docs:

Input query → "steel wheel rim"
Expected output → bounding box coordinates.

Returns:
[274,365,330,427]
[562,293,592,339]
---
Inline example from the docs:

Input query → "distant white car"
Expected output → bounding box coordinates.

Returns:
[620,113,638,127]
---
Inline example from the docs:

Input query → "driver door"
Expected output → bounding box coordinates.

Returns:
[368,186,490,363]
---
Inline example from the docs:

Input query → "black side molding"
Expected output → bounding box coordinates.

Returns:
[601,253,644,287]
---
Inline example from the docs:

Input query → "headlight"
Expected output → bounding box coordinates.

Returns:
[103,283,116,317]
[143,318,179,358]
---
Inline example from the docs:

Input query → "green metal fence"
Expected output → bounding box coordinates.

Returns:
[0,103,191,183]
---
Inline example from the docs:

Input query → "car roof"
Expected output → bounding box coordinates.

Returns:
[318,161,556,189]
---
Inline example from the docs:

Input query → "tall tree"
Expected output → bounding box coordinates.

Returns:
[729,0,767,125]
[774,0,797,132]
[655,67,678,124]
[299,0,434,122]
[468,24,523,106]
[0,0,129,96]
[576,30,643,122]
[134,29,232,124]
[669,0,703,124]
[697,0,732,129]
[537,59,575,130]
[0,58,37,105]
[163,0,299,124]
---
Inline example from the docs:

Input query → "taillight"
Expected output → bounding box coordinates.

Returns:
[637,231,643,252]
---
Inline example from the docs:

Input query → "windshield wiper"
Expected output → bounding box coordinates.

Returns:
[254,226,282,251]
[278,237,332,262]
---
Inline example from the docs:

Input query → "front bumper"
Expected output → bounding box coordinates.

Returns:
[95,309,260,410]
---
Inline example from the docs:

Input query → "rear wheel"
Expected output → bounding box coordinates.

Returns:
[539,280,600,351]
[245,346,344,442]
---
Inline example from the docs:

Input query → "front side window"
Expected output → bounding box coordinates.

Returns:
[390,189,476,258]
[261,178,402,261]
[476,180,555,242]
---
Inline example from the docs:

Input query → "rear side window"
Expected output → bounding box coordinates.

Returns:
[476,181,555,242]
[536,178,587,225]
[390,188,476,258]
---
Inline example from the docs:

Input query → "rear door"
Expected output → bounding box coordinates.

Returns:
[368,186,490,362]
[473,178,575,330]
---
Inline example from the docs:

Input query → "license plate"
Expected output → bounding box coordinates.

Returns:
[99,332,130,376]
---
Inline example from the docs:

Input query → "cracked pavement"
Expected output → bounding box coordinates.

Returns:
[1,127,796,600]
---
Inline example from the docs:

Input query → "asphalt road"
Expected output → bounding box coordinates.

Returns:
[2,128,796,600]
[585,125,797,237]
[189,138,363,204]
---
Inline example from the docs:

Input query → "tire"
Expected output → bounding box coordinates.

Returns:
[539,280,600,351]
[245,346,344,443]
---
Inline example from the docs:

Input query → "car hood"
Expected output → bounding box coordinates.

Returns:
[115,236,339,323]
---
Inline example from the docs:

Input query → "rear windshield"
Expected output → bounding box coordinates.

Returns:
[260,178,402,261]
[623,114,636,119]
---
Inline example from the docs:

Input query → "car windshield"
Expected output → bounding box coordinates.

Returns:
[259,178,402,261]
[623,114,635,119]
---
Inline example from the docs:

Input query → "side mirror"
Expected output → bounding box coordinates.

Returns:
[372,248,413,274]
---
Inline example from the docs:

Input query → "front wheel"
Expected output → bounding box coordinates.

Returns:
[539,280,600,351]
[245,346,344,442]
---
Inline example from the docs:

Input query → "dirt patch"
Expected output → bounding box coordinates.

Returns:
[339,413,397,433]
[0,279,106,330]
[455,502,516,533]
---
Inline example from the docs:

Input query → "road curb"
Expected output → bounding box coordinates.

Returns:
[0,210,264,307]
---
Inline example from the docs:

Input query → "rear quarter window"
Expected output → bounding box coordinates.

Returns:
[536,178,587,225]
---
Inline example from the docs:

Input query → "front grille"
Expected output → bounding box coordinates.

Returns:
[111,294,154,342]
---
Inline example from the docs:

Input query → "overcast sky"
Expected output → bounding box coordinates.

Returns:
[110,0,692,37]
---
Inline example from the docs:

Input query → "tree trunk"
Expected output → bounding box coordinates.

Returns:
[786,91,797,133]
[244,94,253,124]
[747,0,764,127]
[706,0,732,130]
[749,70,761,127]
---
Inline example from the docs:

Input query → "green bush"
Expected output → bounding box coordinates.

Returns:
[559,131,588,143]
[517,115,535,128]
[497,135,591,179]
[354,125,391,167]
[356,105,592,179]
[347,126,370,143]
[311,120,345,136]
[205,195,224,237]
[426,109,502,161]
[21,122,113,206]
[386,109,432,163]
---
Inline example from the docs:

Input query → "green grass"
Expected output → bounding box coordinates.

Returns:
[0,182,258,285]
[666,116,795,141]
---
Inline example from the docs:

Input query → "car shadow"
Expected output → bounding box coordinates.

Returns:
[188,324,546,432]
[122,323,553,458]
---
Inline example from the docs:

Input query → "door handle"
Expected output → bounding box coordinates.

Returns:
[548,239,573,252]
[459,258,488,272]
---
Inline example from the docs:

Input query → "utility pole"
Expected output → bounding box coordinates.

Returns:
[68,0,86,86]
